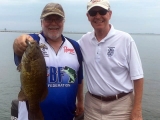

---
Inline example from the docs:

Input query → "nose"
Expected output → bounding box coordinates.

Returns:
[50,19,57,23]
[94,12,101,18]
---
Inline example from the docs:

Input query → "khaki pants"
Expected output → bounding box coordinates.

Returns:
[84,92,133,120]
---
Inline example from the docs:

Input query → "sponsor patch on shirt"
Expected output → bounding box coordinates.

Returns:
[40,43,49,57]
[63,46,75,55]
[107,47,115,57]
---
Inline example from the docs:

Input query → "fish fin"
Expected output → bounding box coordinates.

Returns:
[17,64,21,72]
[17,62,31,72]
[24,62,31,72]
[40,87,48,101]
[28,107,44,120]
[18,89,27,101]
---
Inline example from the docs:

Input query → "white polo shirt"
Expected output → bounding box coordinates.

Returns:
[78,25,143,96]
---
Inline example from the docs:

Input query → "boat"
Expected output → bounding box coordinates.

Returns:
[11,99,18,120]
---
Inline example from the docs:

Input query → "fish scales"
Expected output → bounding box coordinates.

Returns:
[18,40,48,120]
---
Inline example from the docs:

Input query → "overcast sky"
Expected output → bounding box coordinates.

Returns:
[0,0,160,34]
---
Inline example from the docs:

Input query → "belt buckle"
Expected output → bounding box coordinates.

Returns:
[116,94,118,100]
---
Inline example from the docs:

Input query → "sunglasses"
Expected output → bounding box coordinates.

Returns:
[43,16,64,23]
[88,9,108,16]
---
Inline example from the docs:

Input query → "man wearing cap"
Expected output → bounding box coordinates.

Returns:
[13,2,84,120]
[78,0,144,120]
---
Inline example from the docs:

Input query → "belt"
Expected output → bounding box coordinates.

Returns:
[89,92,132,101]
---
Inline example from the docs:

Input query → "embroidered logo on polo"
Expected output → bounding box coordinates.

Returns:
[47,66,77,88]
[107,47,115,57]
[63,46,75,55]
[40,43,49,57]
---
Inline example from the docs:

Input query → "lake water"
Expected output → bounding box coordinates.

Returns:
[0,32,160,120]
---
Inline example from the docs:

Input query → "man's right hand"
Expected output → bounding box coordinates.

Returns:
[13,34,34,56]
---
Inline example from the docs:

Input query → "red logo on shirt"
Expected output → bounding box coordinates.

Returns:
[64,46,75,54]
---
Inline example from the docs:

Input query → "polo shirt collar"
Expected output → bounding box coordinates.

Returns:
[105,24,116,40]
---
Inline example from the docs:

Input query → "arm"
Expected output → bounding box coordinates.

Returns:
[75,80,84,116]
[131,78,144,120]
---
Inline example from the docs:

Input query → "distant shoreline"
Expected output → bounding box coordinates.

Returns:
[0,30,86,34]
[0,30,160,35]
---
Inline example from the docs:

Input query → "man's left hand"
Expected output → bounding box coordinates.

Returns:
[75,102,84,117]
[131,108,143,120]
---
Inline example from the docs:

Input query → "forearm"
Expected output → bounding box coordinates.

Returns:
[133,78,144,110]
[75,80,84,116]
[77,80,84,103]
[13,39,23,56]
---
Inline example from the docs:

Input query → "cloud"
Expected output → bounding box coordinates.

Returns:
[0,0,87,5]
[0,0,40,5]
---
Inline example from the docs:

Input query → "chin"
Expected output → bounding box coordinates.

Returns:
[94,27,104,31]
[50,34,61,40]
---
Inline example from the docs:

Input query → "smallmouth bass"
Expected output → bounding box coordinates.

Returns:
[18,40,48,120]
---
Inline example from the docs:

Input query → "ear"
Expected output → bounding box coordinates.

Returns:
[41,20,43,27]
[86,13,91,21]
[109,10,112,18]
[63,19,65,23]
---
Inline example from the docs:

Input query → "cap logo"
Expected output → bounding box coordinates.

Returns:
[90,0,101,3]
[46,7,63,14]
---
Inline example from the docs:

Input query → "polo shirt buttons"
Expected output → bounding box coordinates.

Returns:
[96,44,101,62]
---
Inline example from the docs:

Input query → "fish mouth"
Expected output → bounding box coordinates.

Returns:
[25,40,31,46]
[26,40,36,47]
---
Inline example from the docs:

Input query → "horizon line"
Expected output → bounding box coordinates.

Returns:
[0,30,160,35]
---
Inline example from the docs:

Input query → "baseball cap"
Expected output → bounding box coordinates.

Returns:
[40,3,65,19]
[87,0,110,12]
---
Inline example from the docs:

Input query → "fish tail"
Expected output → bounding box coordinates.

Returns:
[28,108,44,120]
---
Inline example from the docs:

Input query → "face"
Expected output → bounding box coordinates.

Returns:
[87,7,112,31]
[41,14,64,41]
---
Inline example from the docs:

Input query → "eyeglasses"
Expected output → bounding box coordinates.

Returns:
[88,9,108,16]
[43,16,64,23]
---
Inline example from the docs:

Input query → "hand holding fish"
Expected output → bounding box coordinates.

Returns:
[13,34,34,56]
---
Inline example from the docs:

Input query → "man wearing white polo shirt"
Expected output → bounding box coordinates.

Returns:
[78,0,144,120]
